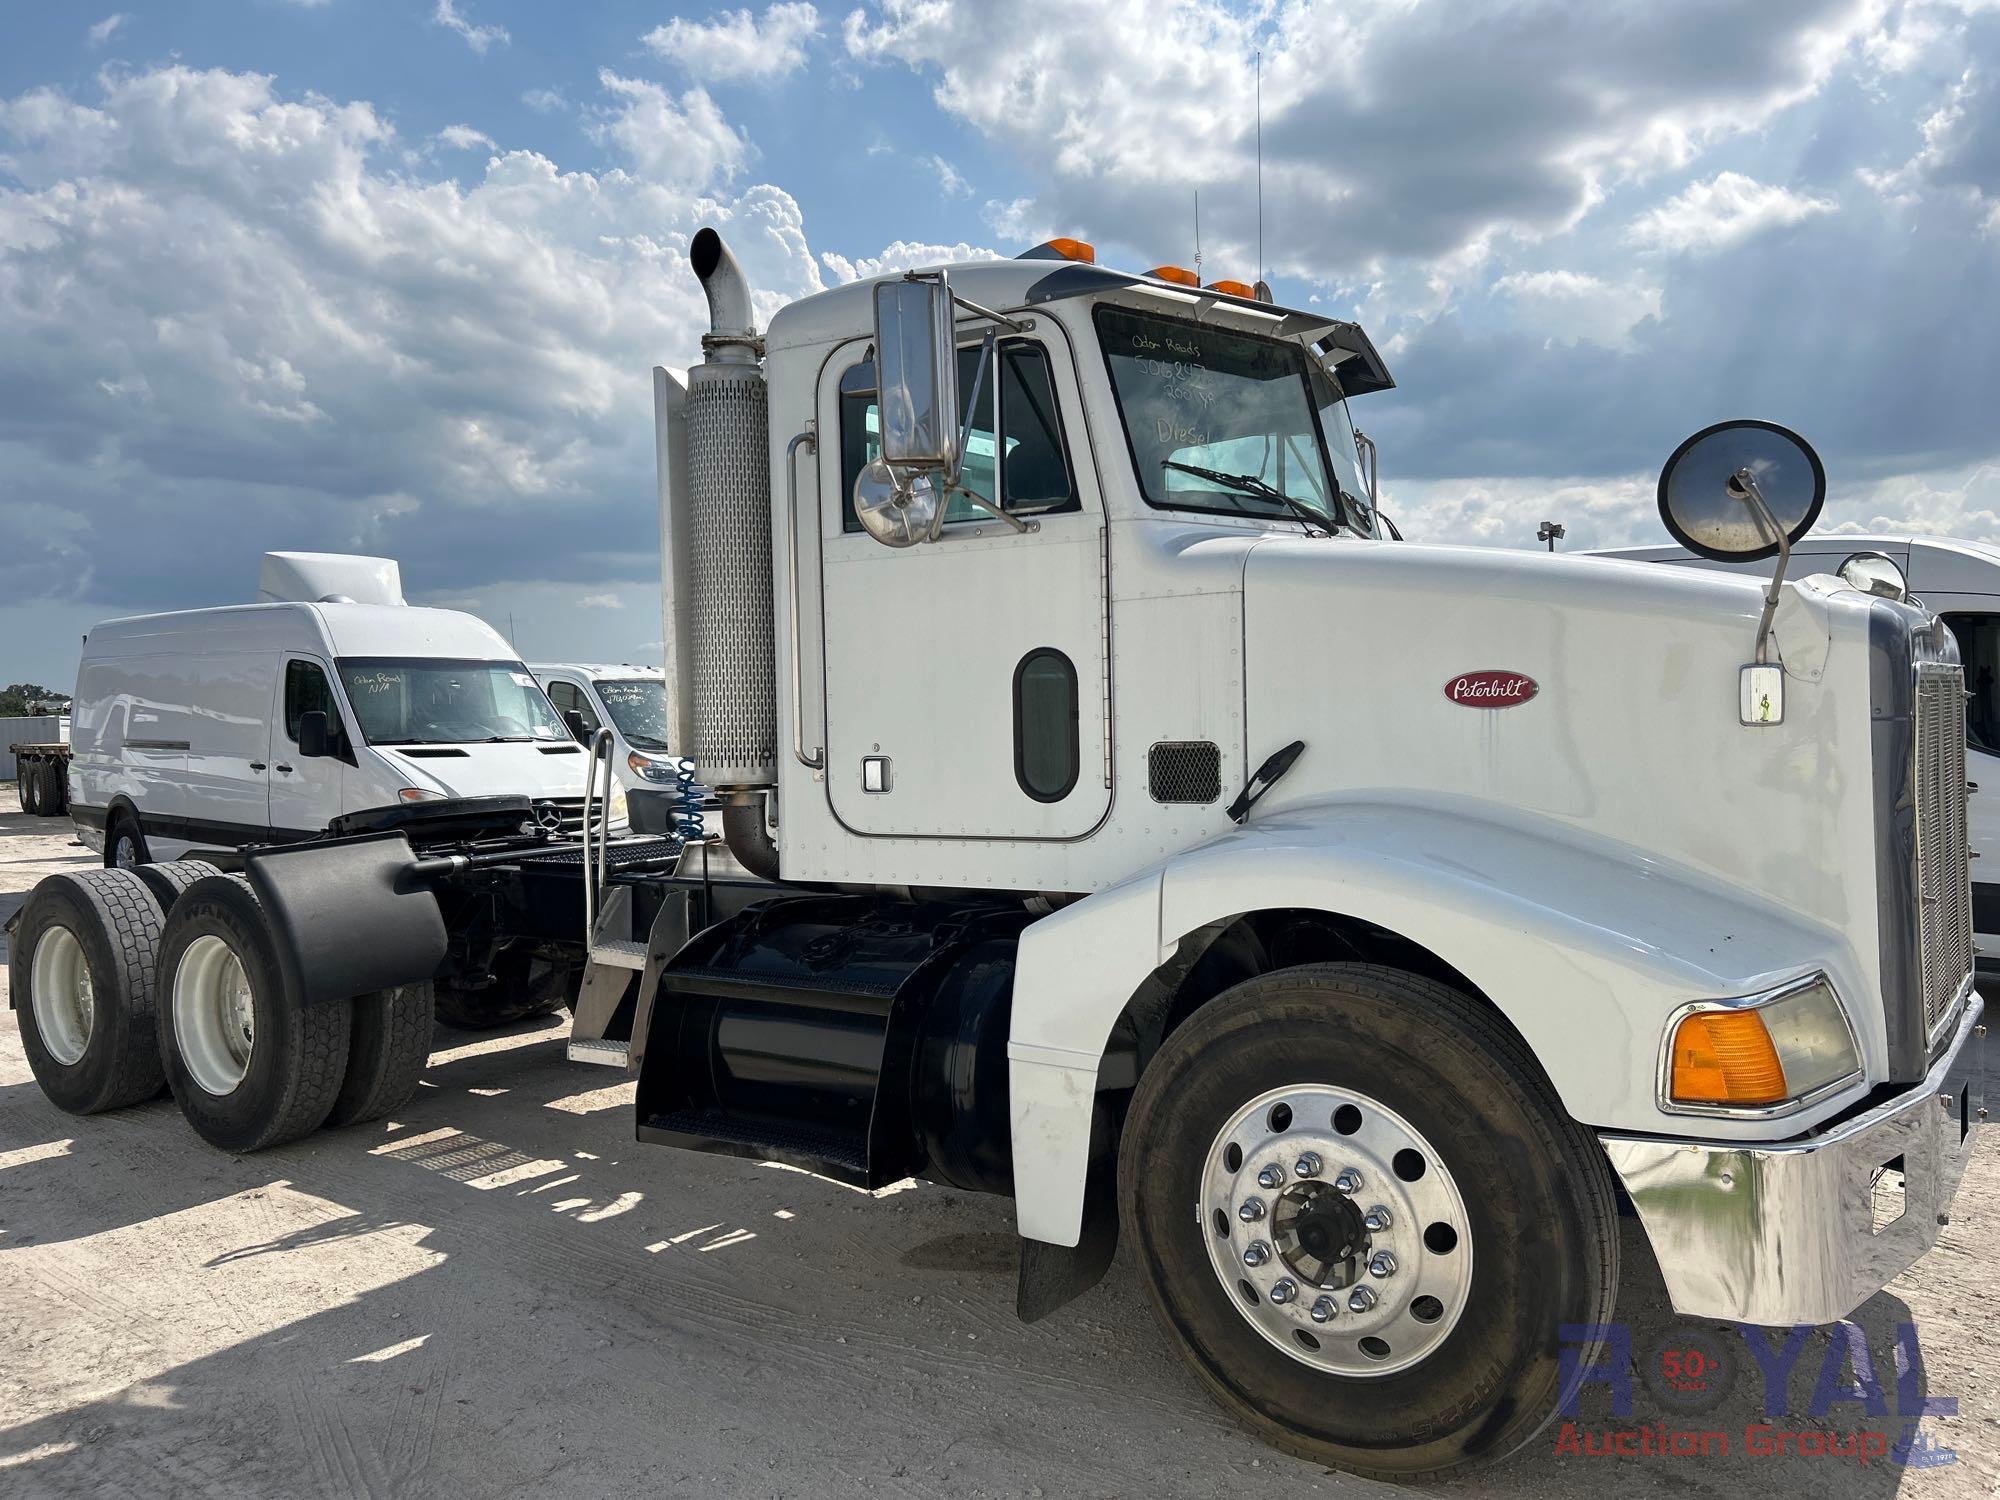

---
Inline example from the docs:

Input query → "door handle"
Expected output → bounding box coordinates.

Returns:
[249,761,267,772]
[275,764,295,774]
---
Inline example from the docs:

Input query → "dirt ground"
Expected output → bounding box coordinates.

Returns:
[0,800,1994,1499]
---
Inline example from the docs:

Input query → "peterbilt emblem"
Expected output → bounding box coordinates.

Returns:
[534,803,567,835]
[1445,670,1538,708]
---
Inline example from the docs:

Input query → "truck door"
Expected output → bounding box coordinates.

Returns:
[815,326,1110,839]
[270,655,345,838]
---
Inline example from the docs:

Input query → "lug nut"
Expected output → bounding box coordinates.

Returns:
[1362,1205,1392,1232]
[1270,1279,1297,1305]
[1238,1198,1266,1223]
[1243,1241,1271,1268]
[1309,1296,1337,1323]
[1348,1286,1378,1313]
[1334,1168,1363,1195]
[1294,1152,1322,1179]
[1369,1251,1398,1278]
[1257,1164,1285,1189]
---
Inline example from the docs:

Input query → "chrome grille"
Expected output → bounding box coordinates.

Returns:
[1914,663,1972,1033]
[532,796,605,841]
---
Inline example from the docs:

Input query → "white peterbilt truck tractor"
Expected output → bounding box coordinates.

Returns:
[7,228,1989,1480]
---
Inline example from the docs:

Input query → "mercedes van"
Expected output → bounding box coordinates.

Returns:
[70,552,624,868]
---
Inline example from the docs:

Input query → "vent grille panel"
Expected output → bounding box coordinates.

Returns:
[1148,741,1222,804]
[1914,663,1973,1035]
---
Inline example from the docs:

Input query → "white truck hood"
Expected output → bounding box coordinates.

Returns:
[375,741,592,800]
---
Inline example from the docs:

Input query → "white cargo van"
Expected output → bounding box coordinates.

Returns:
[530,664,679,792]
[71,552,623,868]
[1597,531,2000,967]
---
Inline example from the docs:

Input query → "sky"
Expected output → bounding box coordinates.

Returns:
[4,0,2000,690]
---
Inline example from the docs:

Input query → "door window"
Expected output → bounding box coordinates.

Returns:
[284,659,339,746]
[545,680,601,739]
[1944,613,2000,754]
[840,341,1079,531]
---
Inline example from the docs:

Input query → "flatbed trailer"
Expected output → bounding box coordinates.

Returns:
[9,741,70,818]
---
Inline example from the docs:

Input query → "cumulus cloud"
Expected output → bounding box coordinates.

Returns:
[643,2,821,81]
[433,0,508,55]
[819,238,1003,283]
[1490,270,1663,349]
[0,65,823,625]
[436,123,496,152]
[521,87,566,114]
[87,14,128,46]
[843,0,1880,276]
[1627,171,1838,253]
[576,591,625,609]
[592,72,749,191]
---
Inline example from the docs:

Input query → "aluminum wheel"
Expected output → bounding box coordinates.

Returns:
[173,933,256,1096]
[1202,1083,1473,1376]
[113,831,140,869]
[30,923,94,1066]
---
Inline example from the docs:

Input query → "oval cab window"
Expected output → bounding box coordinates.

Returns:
[1014,649,1079,802]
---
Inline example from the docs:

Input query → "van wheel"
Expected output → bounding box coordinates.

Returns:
[8,869,170,1113]
[105,810,150,869]
[326,982,435,1128]
[1119,964,1619,1482]
[132,859,223,914]
[157,875,352,1152]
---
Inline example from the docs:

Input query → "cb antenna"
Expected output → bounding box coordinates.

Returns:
[1255,48,1264,287]
[1193,190,1202,280]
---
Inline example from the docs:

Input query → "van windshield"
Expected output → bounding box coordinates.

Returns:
[338,658,568,745]
[595,678,672,751]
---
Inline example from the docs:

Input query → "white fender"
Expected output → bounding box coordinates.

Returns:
[1007,794,1871,1246]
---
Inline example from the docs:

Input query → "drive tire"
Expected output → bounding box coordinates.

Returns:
[326,981,435,1128]
[157,874,351,1153]
[20,762,42,816]
[9,869,170,1113]
[45,761,67,815]
[1119,963,1619,1482]
[133,859,222,913]
[104,808,151,869]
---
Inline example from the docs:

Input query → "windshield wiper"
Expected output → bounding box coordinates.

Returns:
[1162,460,1339,538]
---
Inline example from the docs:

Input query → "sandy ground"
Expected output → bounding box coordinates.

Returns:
[0,797,1994,1499]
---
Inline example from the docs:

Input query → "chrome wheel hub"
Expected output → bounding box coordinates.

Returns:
[174,934,256,1095]
[1202,1084,1472,1376]
[30,923,94,1066]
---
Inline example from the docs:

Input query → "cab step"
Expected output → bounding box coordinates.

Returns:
[588,939,648,970]
[567,1037,630,1068]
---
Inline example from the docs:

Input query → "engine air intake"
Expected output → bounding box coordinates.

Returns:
[1149,741,1223,804]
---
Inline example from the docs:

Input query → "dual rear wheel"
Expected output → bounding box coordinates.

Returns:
[11,867,433,1149]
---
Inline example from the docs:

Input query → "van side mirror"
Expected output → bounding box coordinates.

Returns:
[298,710,332,759]
[563,708,588,743]
[873,276,959,477]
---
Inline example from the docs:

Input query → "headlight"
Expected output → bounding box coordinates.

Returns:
[607,784,628,826]
[627,751,677,783]
[398,787,447,803]
[1664,974,1861,1113]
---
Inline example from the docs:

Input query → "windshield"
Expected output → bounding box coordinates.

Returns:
[595,677,672,750]
[1095,304,1345,529]
[337,657,568,745]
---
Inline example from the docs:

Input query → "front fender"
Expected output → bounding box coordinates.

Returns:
[1008,795,1869,1246]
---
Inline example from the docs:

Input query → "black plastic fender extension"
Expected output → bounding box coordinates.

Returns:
[245,833,449,1007]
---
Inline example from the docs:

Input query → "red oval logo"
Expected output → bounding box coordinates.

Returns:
[1445,670,1538,708]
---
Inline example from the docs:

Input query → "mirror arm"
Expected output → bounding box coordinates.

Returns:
[944,484,1038,535]
[1734,469,1790,665]
[943,288,1027,334]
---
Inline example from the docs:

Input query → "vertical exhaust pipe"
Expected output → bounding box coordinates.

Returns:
[690,227,759,365]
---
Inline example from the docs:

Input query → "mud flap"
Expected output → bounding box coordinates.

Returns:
[246,833,448,1006]
[1016,1103,1120,1323]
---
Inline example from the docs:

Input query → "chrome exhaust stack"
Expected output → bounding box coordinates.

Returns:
[657,227,779,875]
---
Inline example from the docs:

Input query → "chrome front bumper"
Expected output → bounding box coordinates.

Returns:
[1601,994,1987,1326]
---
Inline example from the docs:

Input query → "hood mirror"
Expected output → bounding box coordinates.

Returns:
[1658,419,1827,730]
[1837,551,1908,603]
[1657,419,1826,561]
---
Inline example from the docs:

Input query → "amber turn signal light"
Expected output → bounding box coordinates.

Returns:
[1145,264,1201,287]
[1205,279,1255,298]
[1668,1010,1787,1105]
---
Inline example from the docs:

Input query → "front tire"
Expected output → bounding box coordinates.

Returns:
[104,809,151,869]
[8,869,170,1113]
[1119,963,1618,1482]
[157,875,351,1152]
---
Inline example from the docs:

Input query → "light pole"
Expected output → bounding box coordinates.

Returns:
[1538,521,1565,552]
